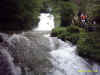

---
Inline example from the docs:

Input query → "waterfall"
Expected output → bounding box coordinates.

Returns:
[0,13,100,75]
[34,13,55,31]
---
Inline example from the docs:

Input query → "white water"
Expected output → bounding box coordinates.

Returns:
[49,39,100,75]
[34,13,55,31]
[0,49,21,75]
[0,33,21,75]
[36,13,100,75]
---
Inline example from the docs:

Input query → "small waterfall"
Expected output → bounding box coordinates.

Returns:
[34,13,55,31]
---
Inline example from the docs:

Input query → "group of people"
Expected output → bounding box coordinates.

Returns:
[73,12,96,28]
[80,13,96,25]
[78,13,97,31]
[80,13,88,25]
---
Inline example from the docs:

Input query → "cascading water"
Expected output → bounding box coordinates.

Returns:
[49,39,100,75]
[35,13,100,75]
[34,13,55,31]
[0,33,21,75]
[1,13,100,75]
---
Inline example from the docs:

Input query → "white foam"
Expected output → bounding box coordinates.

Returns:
[49,39,100,75]
[35,13,55,31]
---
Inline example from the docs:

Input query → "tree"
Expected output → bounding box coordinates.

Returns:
[48,0,78,26]
[0,0,43,33]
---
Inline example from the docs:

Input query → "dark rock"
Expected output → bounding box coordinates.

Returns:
[0,33,21,75]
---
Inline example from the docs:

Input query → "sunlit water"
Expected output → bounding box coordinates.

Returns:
[34,13,55,31]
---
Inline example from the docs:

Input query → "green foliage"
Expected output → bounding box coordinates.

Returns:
[51,25,86,44]
[61,2,79,15]
[77,35,100,62]
[48,0,78,26]
[51,27,67,39]
[60,1,78,26]
[77,25,100,63]
[0,0,43,32]
[51,0,100,63]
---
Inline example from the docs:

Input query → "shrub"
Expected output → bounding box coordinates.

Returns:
[77,33,100,63]
[51,27,67,40]
[0,0,43,32]
[51,25,86,44]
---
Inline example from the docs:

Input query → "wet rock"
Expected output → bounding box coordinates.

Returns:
[0,33,21,75]
[8,32,53,75]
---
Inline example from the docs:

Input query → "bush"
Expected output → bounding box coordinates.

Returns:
[77,33,100,63]
[0,0,43,33]
[51,27,67,40]
[77,23,100,63]
[51,25,86,44]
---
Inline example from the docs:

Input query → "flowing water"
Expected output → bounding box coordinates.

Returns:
[35,13,100,75]
[34,13,55,31]
[0,13,100,75]
[0,33,21,75]
[49,39,100,75]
